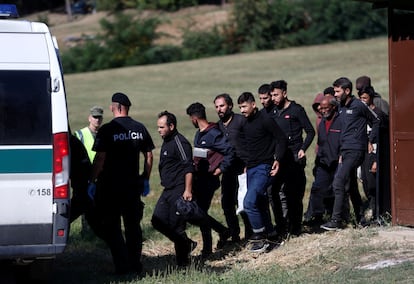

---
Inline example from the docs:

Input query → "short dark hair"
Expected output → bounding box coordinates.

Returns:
[237,92,255,104]
[323,86,335,96]
[358,85,375,98]
[214,93,233,108]
[270,80,288,92]
[333,77,353,93]
[356,75,371,91]
[258,84,271,95]
[186,102,206,119]
[158,110,177,127]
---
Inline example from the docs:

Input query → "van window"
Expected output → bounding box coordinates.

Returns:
[0,70,52,145]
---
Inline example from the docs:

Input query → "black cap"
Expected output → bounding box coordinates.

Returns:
[112,92,131,107]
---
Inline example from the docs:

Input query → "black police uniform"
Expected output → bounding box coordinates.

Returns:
[93,115,155,274]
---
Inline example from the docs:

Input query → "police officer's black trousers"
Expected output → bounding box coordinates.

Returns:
[97,193,144,274]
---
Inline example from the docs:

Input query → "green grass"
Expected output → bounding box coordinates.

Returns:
[53,36,401,283]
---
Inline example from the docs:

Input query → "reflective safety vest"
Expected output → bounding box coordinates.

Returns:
[75,127,96,162]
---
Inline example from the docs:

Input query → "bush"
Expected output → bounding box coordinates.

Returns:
[62,12,161,73]
[230,0,387,51]
[181,27,228,59]
[62,41,109,73]
[144,45,183,64]
[62,0,388,73]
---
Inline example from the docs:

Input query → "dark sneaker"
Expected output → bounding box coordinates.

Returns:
[249,232,266,241]
[231,236,241,243]
[201,250,212,260]
[358,216,371,228]
[320,220,343,231]
[217,229,231,249]
[177,239,197,267]
[248,239,270,253]
[303,216,324,227]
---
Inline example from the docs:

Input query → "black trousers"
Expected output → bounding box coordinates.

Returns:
[269,150,306,234]
[220,164,252,240]
[305,164,336,219]
[151,187,192,264]
[331,149,364,223]
[193,173,228,255]
[96,188,144,274]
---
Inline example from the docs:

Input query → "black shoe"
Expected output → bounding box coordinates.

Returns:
[249,232,267,241]
[320,220,344,231]
[231,236,241,243]
[177,239,197,267]
[358,216,371,227]
[303,216,324,227]
[217,229,231,249]
[201,250,212,260]
[248,239,270,253]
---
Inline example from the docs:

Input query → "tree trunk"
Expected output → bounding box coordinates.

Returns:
[65,0,72,21]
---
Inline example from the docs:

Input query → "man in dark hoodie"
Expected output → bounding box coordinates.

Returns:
[186,102,233,258]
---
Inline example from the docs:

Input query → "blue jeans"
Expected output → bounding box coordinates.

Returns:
[244,164,274,234]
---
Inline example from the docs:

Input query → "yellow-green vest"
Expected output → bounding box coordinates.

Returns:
[75,127,96,163]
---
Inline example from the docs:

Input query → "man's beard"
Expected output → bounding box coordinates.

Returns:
[219,110,232,122]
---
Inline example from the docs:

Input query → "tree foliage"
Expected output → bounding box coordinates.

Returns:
[62,0,388,73]
[62,13,161,72]
[231,0,387,50]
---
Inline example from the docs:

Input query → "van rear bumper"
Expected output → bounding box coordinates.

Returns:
[0,243,66,260]
[0,223,53,244]
[0,223,68,260]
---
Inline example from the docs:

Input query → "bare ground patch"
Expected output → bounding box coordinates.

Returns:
[23,5,232,50]
[141,226,414,273]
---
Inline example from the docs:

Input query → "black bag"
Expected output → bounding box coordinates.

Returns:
[175,197,206,221]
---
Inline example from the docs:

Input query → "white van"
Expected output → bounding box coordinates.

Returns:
[0,4,70,279]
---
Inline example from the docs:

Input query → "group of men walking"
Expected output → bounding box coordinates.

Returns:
[69,75,389,274]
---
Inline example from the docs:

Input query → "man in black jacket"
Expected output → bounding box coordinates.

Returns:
[321,77,379,231]
[186,102,233,258]
[304,95,340,227]
[214,93,252,243]
[151,111,197,267]
[270,80,315,236]
[237,92,287,253]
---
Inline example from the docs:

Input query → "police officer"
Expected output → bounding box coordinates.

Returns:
[88,92,155,275]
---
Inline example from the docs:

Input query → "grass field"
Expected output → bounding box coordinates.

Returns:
[49,36,414,284]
